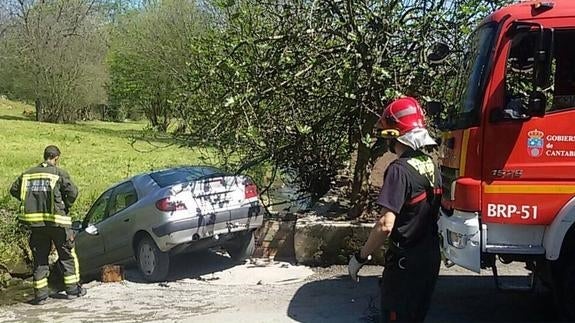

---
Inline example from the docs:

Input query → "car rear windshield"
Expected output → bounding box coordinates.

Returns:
[150,166,224,187]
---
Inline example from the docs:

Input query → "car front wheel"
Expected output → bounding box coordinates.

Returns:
[137,236,170,282]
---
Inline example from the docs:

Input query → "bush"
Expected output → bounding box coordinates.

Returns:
[0,210,32,275]
[21,109,35,119]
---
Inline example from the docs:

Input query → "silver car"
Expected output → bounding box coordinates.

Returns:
[73,166,263,282]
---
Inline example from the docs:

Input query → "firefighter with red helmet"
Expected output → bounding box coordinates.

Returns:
[348,97,442,322]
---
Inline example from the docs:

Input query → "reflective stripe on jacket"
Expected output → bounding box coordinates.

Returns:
[10,163,78,228]
[387,151,442,249]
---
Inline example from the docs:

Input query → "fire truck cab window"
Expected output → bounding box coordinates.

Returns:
[505,30,575,113]
[551,31,575,111]
[505,33,536,112]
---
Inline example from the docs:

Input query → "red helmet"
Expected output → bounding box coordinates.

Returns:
[376,97,426,138]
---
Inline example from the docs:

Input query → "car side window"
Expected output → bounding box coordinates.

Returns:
[85,190,112,225]
[108,181,138,216]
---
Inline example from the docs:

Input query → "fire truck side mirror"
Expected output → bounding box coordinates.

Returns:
[427,43,451,65]
[507,22,553,91]
[528,91,546,117]
[507,23,533,37]
[425,101,443,117]
[533,28,554,90]
[425,101,445,129]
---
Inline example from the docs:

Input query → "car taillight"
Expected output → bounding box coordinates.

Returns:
[155,197,187,212]
[244,182,258,199]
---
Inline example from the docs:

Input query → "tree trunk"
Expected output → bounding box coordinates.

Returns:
[35,98,44,122]
[348,138,372,219]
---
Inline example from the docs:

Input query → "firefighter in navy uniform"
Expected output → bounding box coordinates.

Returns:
[10,145,86,305]
[348,97,442,322]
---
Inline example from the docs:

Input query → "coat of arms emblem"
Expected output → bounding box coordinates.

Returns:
[527,129,544,157]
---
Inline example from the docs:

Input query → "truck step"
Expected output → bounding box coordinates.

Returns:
[484,244,545,255]
[491,263,535,292]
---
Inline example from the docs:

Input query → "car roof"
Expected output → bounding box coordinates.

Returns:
[136,165,223,179]
[101,165,223,194]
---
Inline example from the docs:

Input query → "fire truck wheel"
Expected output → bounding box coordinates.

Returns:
[558,258,575,320]
[555,226,575,321]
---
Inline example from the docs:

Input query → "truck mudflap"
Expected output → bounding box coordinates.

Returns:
[438,209,481,273]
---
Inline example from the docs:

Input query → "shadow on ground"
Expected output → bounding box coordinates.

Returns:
[287,274,559,323]
[0,115,34,122]
[287,275,381,323]
[429,275,558,322]
[70,124,144,139]
[123,249,240,283]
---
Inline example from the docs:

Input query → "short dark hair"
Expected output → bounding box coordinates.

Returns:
[44,145,61,160]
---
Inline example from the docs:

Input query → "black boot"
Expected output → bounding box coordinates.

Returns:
[29,294,49,305]
[65,285,87,299]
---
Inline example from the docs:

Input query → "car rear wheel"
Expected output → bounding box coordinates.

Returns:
[225,230,255,262]
[137,236,170,282]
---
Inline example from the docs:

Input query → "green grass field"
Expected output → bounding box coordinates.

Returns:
[0,98,209,218]
[0,98,225,276]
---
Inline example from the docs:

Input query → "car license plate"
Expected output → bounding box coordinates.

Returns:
[195,194,228,211]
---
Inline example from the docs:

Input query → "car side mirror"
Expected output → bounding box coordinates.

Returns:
[71,220,83,231]
[85,224,99,236]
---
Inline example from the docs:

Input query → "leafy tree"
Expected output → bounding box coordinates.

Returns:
[0,0,109,123]
[105,0,512,216]
[172,0,511,216]
[107,0,212,129]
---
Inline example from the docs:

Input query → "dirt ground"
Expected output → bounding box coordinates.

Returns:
[368,152,396,189]
[0,250,557,323]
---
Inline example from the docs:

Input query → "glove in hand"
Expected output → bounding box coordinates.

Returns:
[348,252,371,282]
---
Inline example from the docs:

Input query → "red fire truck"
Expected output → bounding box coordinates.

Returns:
[429,0,575,319]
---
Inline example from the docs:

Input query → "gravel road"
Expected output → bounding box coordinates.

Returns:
[0,250,557,323]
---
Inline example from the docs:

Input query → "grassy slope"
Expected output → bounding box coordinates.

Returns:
[0,100,212,218]
[0,98,207,217]
[0,98,215,272]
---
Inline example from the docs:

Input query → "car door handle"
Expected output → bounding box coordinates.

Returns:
[123,218,130,222]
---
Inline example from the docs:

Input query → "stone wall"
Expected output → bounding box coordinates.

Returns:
[255,217,385,266]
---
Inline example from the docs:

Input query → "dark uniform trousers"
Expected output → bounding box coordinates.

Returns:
[30,226,81,299]
[380,236,441,323]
